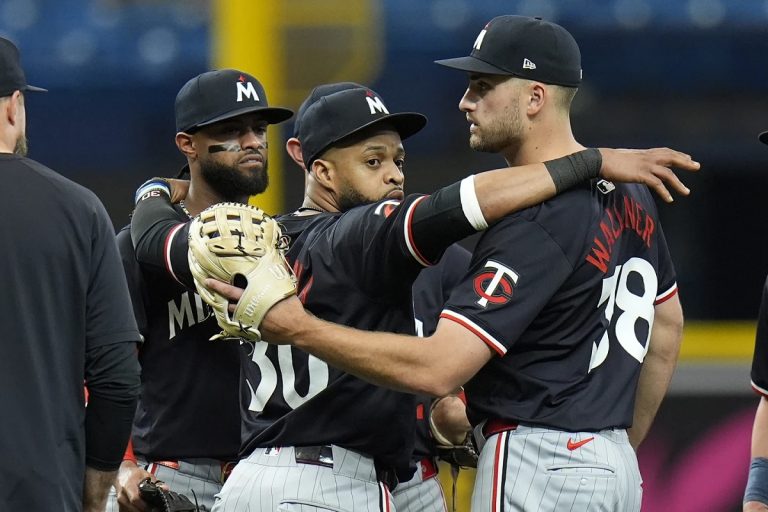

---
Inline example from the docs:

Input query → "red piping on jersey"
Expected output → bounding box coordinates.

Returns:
[164,223,185,285]
[655,283,678,305]
[404,196,434,267]
[491,431,506,512]
[122,438,137,464]
[440,311,506,357]
[752,381,768,398]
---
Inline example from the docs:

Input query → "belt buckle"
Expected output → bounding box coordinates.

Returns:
[295,446,334,468]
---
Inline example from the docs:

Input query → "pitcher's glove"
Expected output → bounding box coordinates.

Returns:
[138,478,199,512]
[188,202,297,341]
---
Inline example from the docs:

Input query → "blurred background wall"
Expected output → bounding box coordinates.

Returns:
[3,0,765,509]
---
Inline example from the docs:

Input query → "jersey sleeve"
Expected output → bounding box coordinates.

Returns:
[130,191,194,289]
[86,203,142,349]
[751,276,768,395]
[440,216,572,356]
[115,227,147,339]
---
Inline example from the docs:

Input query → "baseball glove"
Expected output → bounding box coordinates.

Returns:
[138,478,199,512]
[429,397,478,469]
[188,202,297,341]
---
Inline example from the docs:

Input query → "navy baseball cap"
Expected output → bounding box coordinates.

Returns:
[293,82,365,137]
[175,69,293,133]
[435,15,582,87]
[299,88,427,167]
[0,37,46,97]
[759,131,768,146]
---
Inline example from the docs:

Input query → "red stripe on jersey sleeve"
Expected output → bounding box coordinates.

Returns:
[655,283,678,305]
[404,196,434,267]
[752,381,768,398]
[440,311,506,357]
[163,223,186,285]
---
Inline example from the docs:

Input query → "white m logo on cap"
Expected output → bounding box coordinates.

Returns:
[236,81,260,102]
[473,29,487,50]
[366,96,389,115]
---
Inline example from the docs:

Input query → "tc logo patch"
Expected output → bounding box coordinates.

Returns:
[473,260,519,307]
[374,200,400,218]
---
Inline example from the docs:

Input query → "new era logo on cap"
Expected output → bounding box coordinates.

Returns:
[522,58,536,70]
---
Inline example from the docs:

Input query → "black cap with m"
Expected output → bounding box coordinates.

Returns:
[0,37,46,97]
[175,69,293,133]
[435,15,582,87]
[298,88,427,167]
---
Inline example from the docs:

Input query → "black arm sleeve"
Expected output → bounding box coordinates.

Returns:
[84,341,141,470]
[130,192,195,289]
[409,181,476,263]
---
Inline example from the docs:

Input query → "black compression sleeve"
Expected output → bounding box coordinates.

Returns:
[84,342,140,471]
[409,181,477,264]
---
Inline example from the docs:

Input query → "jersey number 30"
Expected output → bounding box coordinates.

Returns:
[589,257,657,373]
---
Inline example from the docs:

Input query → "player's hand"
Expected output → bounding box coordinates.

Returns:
[166,178,190,204]
[598,148,700,203]
[745,501,768,512]
[114,460,167,512]
[204,278,307,344]
[430,395,471,445]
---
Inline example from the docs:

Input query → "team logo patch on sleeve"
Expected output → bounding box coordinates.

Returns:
[374,200,400,218]
[473,260,519,307]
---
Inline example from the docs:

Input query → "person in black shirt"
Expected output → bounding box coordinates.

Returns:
[0,37,141,512]
[108,69,292,511]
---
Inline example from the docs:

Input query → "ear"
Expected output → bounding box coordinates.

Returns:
[6,90,22,126]
[527,82,546,115]
[285,137,306,171]
[309,158,335,190]
[176,132,196,160]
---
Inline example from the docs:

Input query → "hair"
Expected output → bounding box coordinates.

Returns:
[550,85,578,113]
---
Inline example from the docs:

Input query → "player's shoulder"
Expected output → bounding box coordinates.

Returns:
[14,156,100,204]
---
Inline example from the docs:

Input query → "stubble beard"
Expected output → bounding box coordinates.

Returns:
[199,156,269,202]
[337,182,375,212]
[469,102,522,154]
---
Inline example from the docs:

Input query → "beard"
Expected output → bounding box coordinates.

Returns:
[337,182,378,212]
[14,134,27,157]
[469,102,522,154]
[199,155,268,201]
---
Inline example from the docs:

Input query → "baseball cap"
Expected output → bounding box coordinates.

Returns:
[293,82,365,137]
[0,37,46,97]
[299,88,427,166]
[759,131,768,146]
[435,15,582,87]
[175,69,293,133]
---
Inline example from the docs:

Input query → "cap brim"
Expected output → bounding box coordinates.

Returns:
[338,112,427,145]
[759,131,768,146]
[196,105,294,129]
[434,56,511,75]
[24,84,47,93]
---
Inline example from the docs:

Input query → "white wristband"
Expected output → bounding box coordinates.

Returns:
[460,176,488,231]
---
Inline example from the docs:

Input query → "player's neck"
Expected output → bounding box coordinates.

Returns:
[185,180,249,216]
[503,124,585,167]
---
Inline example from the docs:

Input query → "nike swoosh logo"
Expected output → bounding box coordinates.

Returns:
[567,436,595,451]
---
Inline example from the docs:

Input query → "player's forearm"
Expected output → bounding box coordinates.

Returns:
[83,466,117,512]
[628,296,683,448]
[268,299,460,395]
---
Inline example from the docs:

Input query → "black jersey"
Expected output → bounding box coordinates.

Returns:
[411,244,471,458]
[442,180,677,432]
[131,182,480,479]
[0,155,141,511]
[116,206,241,461]
[750,276,768,396]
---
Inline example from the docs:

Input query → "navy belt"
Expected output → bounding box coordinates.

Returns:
[293,445,399,490]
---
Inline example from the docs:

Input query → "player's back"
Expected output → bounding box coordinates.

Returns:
[450,179,676,432]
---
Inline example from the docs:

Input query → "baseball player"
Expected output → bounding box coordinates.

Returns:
[287,82,470,512]
[218,16,694,512]
[743,130,768,512]
[109,69,292,511]
[133,84,695,512]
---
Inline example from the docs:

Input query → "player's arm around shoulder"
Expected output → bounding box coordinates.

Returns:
[628,292,683,449]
